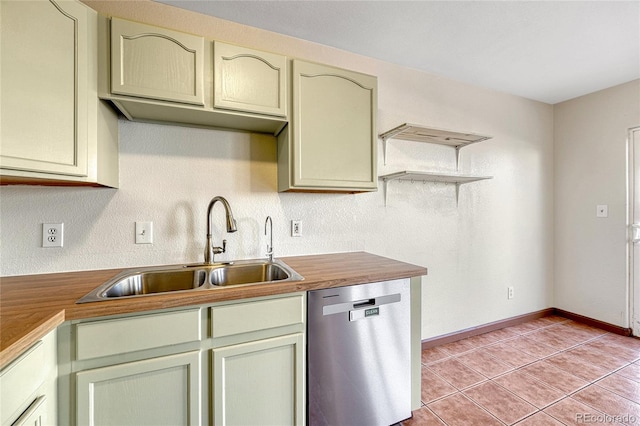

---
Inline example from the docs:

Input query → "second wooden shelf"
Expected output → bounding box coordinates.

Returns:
[379,171,492,205]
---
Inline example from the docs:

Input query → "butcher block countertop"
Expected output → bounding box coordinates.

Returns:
[0,252,427,368]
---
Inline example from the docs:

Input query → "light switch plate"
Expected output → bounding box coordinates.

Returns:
[135,221,153,244]
[291,220,302,237]
[596,205,608,218]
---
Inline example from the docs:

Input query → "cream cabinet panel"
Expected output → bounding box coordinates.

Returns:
[279,60,377,192]
[75,308,202,360]
[0,330,57,426]
[211,295,303,339]
[0,0,118,187]
[212,333,304,426]
[76,351,201,426]
[11,396,46,426]
[110,18,205,106]
[0,342,44,426]
[0,0,88,177]
[214,42,287,117]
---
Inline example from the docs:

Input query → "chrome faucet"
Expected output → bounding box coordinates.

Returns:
[265,216,273,262]
[204,196,237,264]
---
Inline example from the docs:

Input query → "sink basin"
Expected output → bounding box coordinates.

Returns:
[102,269,208,298]
[77,259,303,303]
[209,262,289,286]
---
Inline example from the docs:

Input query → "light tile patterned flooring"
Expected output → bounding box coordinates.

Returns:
[403,316,640,425]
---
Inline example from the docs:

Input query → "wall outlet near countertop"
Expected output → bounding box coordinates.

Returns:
[42,223,63,248]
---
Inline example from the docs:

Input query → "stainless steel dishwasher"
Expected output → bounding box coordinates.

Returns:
[307,279,411,426]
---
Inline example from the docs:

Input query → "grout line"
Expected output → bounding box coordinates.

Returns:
[419,320,640,425]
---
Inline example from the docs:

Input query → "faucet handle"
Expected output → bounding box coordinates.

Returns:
[213,239,227,255]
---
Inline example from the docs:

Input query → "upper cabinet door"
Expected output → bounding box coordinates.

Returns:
[214,42,287,117]
[288,60,377,192]
[0,0,89,177]
[110,18,205,106]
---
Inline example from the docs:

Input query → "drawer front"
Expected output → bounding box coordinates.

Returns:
[211,295,304,338]
[0,342,44,425]
[76,309,202,360]
[12,395,46,426]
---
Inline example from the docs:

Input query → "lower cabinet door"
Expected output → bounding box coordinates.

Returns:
[76,351,201,426]
[212,334,304,426]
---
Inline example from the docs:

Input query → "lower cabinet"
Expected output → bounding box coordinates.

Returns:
[212,333,304,426]
[76,351,201,426]
[62,293,305,425]
[0,329,57,426]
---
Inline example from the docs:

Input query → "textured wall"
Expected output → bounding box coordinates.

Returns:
[554,80,640,327]
[0,1,555,339]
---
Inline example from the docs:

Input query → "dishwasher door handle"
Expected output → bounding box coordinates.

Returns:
[322,293,402,317]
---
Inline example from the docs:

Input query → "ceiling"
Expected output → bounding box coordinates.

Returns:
[156,1,640,104]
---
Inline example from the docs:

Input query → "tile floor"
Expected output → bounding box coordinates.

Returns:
[403,316,640,425]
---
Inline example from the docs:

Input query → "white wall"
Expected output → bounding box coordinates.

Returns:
[554,80,640,328]
[0,0,555,339]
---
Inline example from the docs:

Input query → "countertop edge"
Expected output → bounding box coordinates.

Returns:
[0,310,65,369]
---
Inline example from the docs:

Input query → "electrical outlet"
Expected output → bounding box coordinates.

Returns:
[291,220,302,237]
[507,286,514,300]
[42,223,63,248]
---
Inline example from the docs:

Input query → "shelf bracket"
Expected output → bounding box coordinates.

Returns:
[383,137,388,165]
[382,179,388,206]
[455,147,461,171]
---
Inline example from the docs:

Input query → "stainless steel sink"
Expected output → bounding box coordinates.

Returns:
[102,269,208,298]
[77,259,303,303]
[209,262,289,286]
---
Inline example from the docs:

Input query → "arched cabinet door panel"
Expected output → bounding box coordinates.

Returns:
[110,17,205,106]
[214,41,287,117]
[0,0,88,177]
[278,59,377,193]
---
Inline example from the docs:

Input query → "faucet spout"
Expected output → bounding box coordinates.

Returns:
[205,196,237,264]
[265,216,273,262]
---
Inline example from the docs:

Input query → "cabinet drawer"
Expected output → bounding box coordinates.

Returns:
[12,395,46,426]
[211,295,304,338]
[0,342,45,425]
[76,309,202,360]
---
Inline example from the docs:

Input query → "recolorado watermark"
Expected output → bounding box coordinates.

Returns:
[576,413,637,423]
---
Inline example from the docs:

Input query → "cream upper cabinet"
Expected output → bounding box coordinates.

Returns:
[0,0,118,187]
[214,41,287,117]
[100,18,287,134]
[110,17,205,106]
[278,59,378,192]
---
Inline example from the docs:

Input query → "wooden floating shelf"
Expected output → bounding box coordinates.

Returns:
[378,171,493,205]
[379,123,492,167]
